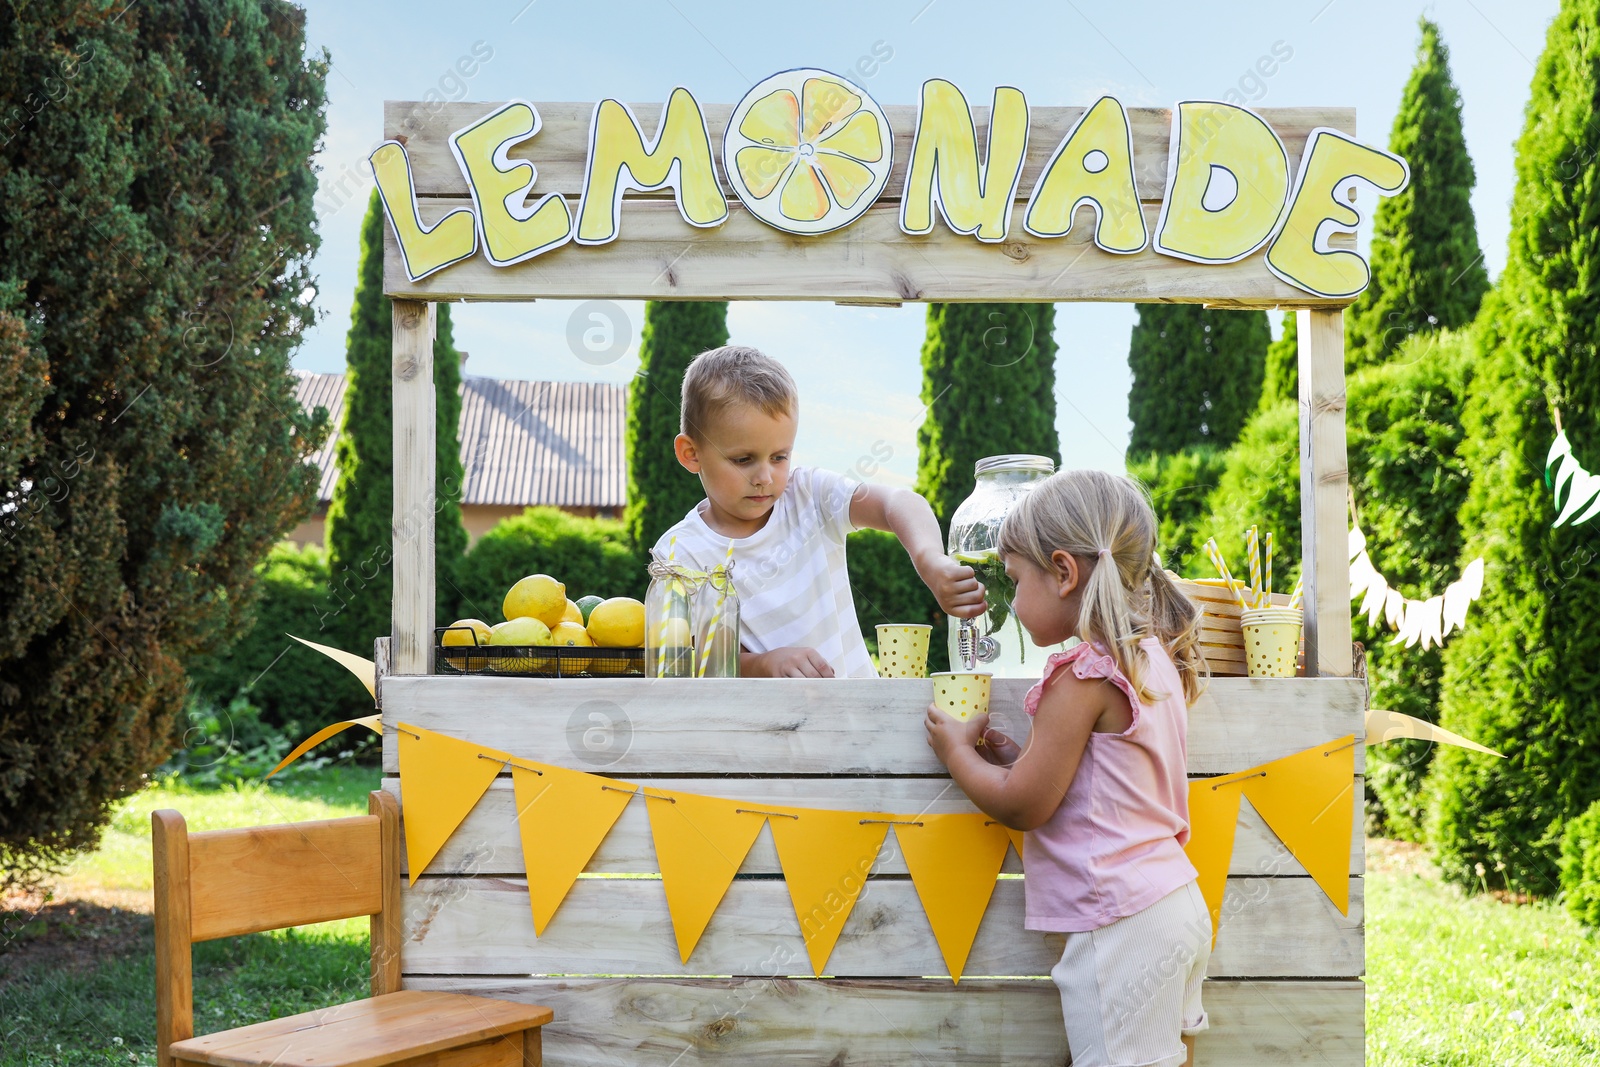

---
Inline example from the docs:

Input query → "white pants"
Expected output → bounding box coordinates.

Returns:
[1049,880,1211,1067]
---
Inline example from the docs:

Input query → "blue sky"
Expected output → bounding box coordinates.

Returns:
[292,0,1555,486]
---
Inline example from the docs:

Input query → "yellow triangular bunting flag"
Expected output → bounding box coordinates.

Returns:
[894,815,1010,982]
[1004,825,1025,862]
[396,724,505,885]
[511,762,636,935]
[768,808,889,976]
[1239,736,1356,915]
[645,790,768,964]
[1184,776,1244,948]
[266,715,380,779]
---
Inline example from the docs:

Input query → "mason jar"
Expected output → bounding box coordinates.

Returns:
[947,454,1059,677]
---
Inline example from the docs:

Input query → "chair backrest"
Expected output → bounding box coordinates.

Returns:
[152,789,402,1067]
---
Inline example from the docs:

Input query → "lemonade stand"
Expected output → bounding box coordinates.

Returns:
[367,72,1399,1065]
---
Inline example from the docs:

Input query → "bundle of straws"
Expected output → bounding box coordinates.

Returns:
[1203,527,1303,611]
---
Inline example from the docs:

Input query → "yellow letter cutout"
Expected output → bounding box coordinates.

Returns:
[449,101,572,266]
[369,141,477,282]
[1024,95,1146,253]
[576,88,728,245]
[901,79,1029,243]
[1154,101,1289,264]
[1267,128,1409,298]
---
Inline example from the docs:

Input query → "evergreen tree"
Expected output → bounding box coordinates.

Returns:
[324,192,466,657]
[1127,304,1269,455]
[625,300,728,552]
[1430,0,1600,895]
[0,0,327,886]
[916,304,1060,526]
[1346,18,1489,369]
[1260,311,1299,409]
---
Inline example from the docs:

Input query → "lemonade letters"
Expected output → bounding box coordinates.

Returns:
[899,79,1030,244]
[369,69,1410,298]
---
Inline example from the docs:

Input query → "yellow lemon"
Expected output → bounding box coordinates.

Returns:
[656,616,693,649]
[488,616,553,673]
[548,621,594,674]
[724,69,894,236]
[561,599,584,626]
[440,618,491,671]
[587,597,646,648]
[503,574,567,628]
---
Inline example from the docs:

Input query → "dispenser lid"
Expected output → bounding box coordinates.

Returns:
[974,454,1056,477]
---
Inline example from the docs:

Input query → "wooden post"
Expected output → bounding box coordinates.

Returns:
[392,300,436,676]
[1297,308,1353,677]
[152,810,193,1067]
[370,789,404,996]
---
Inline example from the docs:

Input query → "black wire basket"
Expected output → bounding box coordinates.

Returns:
[434,625,644,677]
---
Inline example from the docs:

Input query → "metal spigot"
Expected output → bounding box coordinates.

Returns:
[957,619,999,669]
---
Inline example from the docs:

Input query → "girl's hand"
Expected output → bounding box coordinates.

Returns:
[925,703,986,764]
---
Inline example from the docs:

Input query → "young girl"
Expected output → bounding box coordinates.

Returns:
[926,469,1210,1067]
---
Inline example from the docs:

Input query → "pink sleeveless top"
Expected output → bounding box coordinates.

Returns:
[1021,638,1198,932]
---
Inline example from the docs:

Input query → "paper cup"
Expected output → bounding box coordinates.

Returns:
[1241,607,1302,678]
[877,624,932,678]
[931,672,991,721]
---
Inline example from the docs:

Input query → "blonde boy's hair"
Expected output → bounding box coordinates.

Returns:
[997,469,1207,706]
[680,345,798,441]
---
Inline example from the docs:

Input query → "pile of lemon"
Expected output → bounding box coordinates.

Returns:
[442,574,645,675]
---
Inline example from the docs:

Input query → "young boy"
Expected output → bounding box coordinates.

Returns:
[653,345,985,678]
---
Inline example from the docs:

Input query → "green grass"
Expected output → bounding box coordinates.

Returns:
[2,766,378,1067]
[1367,851,1600,1066]
[7,769,1600,1065]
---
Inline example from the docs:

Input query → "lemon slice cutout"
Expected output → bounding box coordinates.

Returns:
[724,68,894,236]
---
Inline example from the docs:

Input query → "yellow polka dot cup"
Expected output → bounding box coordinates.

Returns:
[1240,607,1302,678]
[876,624,932,678]
[930,671,992,722]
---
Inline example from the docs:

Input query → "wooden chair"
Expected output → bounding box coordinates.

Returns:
[152,790,552,1067]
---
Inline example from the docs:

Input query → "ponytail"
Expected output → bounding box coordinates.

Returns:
[998,469,1207,706]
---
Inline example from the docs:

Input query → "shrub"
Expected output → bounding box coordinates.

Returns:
[189,543,372,739]
[454,507,645,623]
[1126,446,1229,578]
[847,529,947,672]
[1560,800,1600,928]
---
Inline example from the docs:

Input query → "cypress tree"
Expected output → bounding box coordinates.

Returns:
[1430,0,1600,895]
[1260,311,1298,409]
[324,192,467,657]
[0,0,327,885]
[1346,18,1489,369]
[1126,304,1269,455]
[625,300,728,552]
[915,303,1060,527]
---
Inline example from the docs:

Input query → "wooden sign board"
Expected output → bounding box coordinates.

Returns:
[377,90,1395,307]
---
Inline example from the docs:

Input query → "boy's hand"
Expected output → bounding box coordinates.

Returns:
[746,647,836,678]
[919,554,987,619]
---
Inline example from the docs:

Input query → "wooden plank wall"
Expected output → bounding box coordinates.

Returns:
[383,675,1365,1065]
[380,102,1357,307]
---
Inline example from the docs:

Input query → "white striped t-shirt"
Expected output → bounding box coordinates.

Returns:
[653,466,875,678]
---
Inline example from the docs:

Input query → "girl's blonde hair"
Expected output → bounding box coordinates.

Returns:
[997,469,1207,705]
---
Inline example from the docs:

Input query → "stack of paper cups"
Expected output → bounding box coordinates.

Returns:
[1240,606,1302,678]
[876,624,933,678]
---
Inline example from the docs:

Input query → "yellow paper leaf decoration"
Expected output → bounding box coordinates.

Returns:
[265,714,380,779]
[511,762,636,935]
[1184,777,1244,948]
[767,808,889,976]
[396,724,505,885]
[1238,736,1356,915]
[894,815,1010,982]
[644,790,768,963]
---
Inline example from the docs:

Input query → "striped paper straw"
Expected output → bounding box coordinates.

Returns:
[657,537,679,678]
[1287,575,1305,611]
[1246,526,1262,607]
[697,539,736,677]
[1203,538,1250,611]
[1264,531,1274,603]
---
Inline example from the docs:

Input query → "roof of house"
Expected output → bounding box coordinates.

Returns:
[293,370,626,509]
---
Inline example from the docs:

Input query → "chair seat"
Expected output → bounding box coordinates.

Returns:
[166,989,554,1067]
